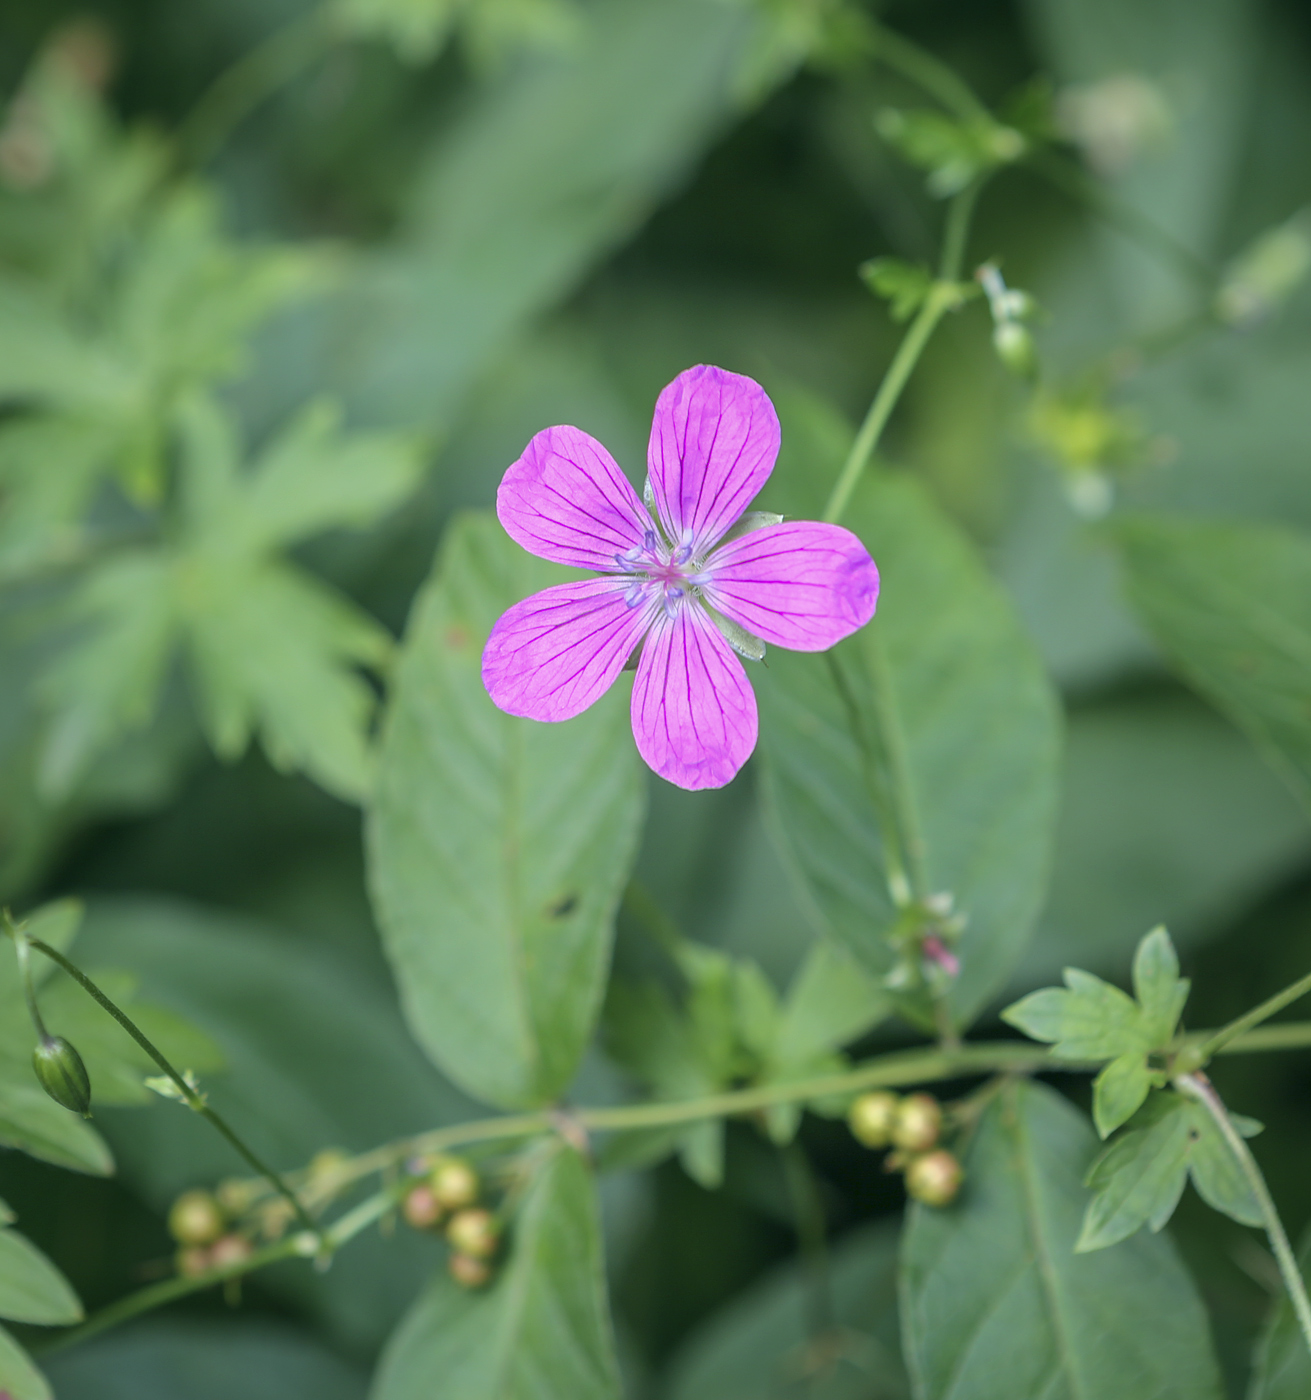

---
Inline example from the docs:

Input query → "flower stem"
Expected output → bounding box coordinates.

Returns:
[864,21,992,125]
[1193,968,1311,1064]
[23,934,322,1243]
[1176,1072,1311,1362]
[176,9,337,168]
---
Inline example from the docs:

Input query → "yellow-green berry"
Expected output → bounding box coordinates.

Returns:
[402,1183,443,1231]
[449,1252,492,1289]
[209,1234,254,1270]
[905,1150,963,1207]
[446,1208,499,1260]
[892,1093,942,1153]
[848,1091,900,1149]
[430,1157,480,1211]
[168,1189,225,1246]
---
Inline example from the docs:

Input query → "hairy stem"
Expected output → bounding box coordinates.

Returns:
[1195,968,1311,1064]
[25,936,321,1242]
[177,10,337,167]
[1177,1072,1311,1361]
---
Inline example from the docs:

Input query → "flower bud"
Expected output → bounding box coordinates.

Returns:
[446,1208,499,1260]
[176,1245,212,1278]
[892,1094,943,1153]
[848,1091,900,1149]
[430,1157,480,1211]
[209,1234,254,1270]
[402,1184,444,1231]
[168,1190,225,1246]
[992,321,1038,380]
[32,1035,91,1117]
[449,1253,492,1289]
[906,1150,963,1207]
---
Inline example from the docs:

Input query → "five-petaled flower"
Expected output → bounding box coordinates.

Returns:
[481,365,880,790]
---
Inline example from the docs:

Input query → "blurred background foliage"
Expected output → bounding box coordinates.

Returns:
[0,0,1309,1395]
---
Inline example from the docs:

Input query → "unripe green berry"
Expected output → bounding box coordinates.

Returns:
[446,1208,499,1260]
[168,1189,225,1246]
[402,1184,443,1231]
[892,1094,943,1153]
[176,1245,212,1278]
[449,1252,492,1289]
[430,1157,480,1211]
[905,1150,963,1207]
[993,321,1038,379]
[848,1091,901,1149]
[32,1035,91,1117]
[209,1234,254,1270]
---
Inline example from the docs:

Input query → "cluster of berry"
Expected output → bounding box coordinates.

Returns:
[401,1156,499,1289]
[167,1188,255,1277]
[846,1090,963,1206]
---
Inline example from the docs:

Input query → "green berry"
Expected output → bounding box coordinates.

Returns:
[449,1252,492,1289]
[906,1150,963,1207]
[446,1208,499,1259]
[168,1189,225,1246]
[402,1184,443,1231]
[848,1091,901,1149]
[430,1157,480,1210]
[32,1035,91,1117]
[892,1094,943,1153]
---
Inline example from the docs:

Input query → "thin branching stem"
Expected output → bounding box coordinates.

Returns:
[1194,968,1311,1064]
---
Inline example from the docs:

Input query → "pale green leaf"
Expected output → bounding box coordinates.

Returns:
[1118,516,1311,810]
[1002,968,1154,1060]
[1092,1052,1154,1138]
[1249,1230,1311,1400]
[759,472,1061,1030]
[372,1147,620,1400]
[1078,1097,1192,1250]
[901,1080,1224,1400]
[773,940,891,1067]
[0,1226,82,1325]
[0,1323,50,1400]
[367,512,644,1107]
[1131,925,1189,1044]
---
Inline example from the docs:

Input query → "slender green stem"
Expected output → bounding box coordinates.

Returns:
[865,21,991,125]
[6,920,48,1040]
[25,936,321,1242]
[938,180,980,282]
[1177,1073,1311,1361]
[176,9,337,167]
[1195,968,1311,1063]
[780,1141,835,1341]
[1207,1022,1311,1055]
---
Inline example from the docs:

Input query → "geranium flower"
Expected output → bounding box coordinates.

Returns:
[482,365,880,790]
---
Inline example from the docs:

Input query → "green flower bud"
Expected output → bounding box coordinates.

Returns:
[168,1189,225,1246]
[992,321,1038,380]
[906,1149,963,1207]
[430,1156,480,1211]
[848,1091,901,1149]
[892,1093,943,1153]
[446,1208,499,1260]
[32,1035,91,1117]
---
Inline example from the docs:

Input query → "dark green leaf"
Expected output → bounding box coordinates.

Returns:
[0,1225,82,1325]
[1118,516,1311,810]
[373,1146,620,1400]
[368,511,644,1108]
[901,1080,1224,1400]
[1248,1230,1311,1400]
[759,472,1061,1030]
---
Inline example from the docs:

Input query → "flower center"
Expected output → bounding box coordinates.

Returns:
[614,529,707,615]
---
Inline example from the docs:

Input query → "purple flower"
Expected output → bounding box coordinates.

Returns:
[481,365,880,790]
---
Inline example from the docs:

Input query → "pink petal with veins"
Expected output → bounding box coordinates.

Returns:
[498,425,653,572]
[482,578,656,722]
[701,521,879,651]
[631,600,758,789]
[646,366,780,556]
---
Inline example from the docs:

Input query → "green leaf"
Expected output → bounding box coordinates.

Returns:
[0,1225,82,1325]
[900,1079,1225,1400]
[1117,516,1311,811]
[0,1323,50,1400]
[1249,1230,1311,1400]
[1092,1052,1154,1138]
[665,1220,908,1400]
[1079,1092,1264,1251]
[1132,925,1190,1043]
[368,512,644,1108]
[874,109,1021,197]
[859,257,933,322]
[759,472,1062,1030]
[373,1146,620,1400]
[772,940,890,1067]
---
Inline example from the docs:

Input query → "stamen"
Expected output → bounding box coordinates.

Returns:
[624,581,646,609]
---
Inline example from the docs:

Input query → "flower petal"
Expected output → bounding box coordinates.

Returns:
[483,578,656,722]
[631,601,758,789]
[647,365,780,555]
[701,521,879,651]
[498,425,653,571]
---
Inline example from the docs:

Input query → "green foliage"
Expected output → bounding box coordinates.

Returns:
[859,257,933,322]
[760,471,1062,1031]
[331,0,585,67]
[368,513,644,1109]
[373,1146,620,1400]
[900,1080,1226,1400]
[1078,1092,1263,1252]
[0,1324,51,1400]
[1117,516,1311,811]
[0,1210,81,1324]
[874,109,1025,197]
[1250,1233,1311,1400]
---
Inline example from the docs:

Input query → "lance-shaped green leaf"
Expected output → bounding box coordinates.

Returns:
[0,1324,50,1400]
[900,1079,1225,1400]
[0,1224,82,1325]
[1078,1091,1264,1251]
[1117,516,1311,811]
[372,1146,620,1400]
[368,512,644,1108]
[759,472,1061,1031]
[1003,926,1189,1135]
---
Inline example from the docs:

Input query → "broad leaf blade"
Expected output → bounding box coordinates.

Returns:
[0,1227,82,1325]
[372,1147,620,1400]
[0,1323,49,1400]
[1249,1230,1311,1400]
[900,1080,1224,1400]
[1118,516,1311,810]
[759,473,1061,1028]
[368,512,644,1108]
